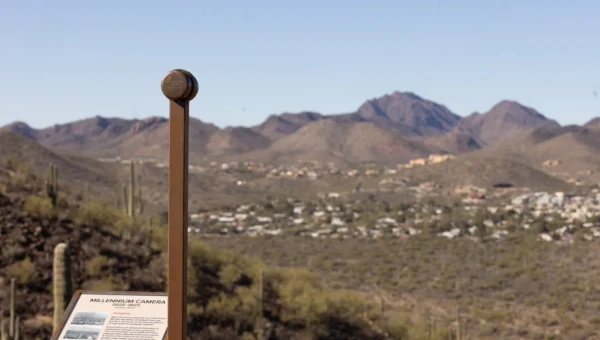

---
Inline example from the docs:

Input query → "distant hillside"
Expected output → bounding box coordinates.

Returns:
[241,120,442,164]
[206,127,272,155]
[479,125,600,173]
[0,131,122,204]
[0,116,260,162]
[452,101,560,146]
[418,131,483,154]
[252,111,324,140]
[0,130,355,213]
[402,155,571,191]
[584,117,600,129]
[0,131,115,184]
[3,91,593,167]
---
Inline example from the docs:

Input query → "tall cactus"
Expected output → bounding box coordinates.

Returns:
[53,243,73,334]
[137,174,143,215]
[1,278,19,340]
[257,269,265,340]
[121,160,143,218]
[46,163,58,206]
[122,184,128,215]
[128,161,135,217]
[85,182,91,208]
[456,307,463,340]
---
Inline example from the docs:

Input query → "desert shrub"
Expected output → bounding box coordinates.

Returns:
[74,202,141,237]
[379,315,409,339]
[86,277,114,291]
[149,224,168,249]
[240,332,257,340]
[74,202,123,226]
[187,303,204,317]
[189,238,227,274]
[531,221,549,234]
[85,255,109,276]
[205,287,259,329]
[222,255,264,288]
[10,163,31,186]
[112,216,144,239]
[323,289,376,320]
[7,257,36,284]
[5,155,18,171]
[22,195,55,218]
[55,196,69,210]
[270,268,327,325]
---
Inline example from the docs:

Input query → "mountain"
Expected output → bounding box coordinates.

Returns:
[584,117,600,129]
[205,127,272,155]
[3,91,464,163]
[0,116,263,162]
[252,111,324,139]
[1,92,583,166]
[452,101,560,146]
[241,120,443,164]
[108,117,219,161]
[254,92,462,139]
[3,121,39,139]
[354,91,461,136]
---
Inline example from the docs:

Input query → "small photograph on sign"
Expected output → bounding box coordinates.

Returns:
[71,311,109,326]
[63,325,101,339]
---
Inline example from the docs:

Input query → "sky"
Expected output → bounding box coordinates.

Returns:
[0,0,598,129]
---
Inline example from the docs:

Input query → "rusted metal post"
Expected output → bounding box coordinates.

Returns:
[161,69,198,340]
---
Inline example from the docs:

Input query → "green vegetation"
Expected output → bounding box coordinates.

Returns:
[73,198,456,338]
[85,255,108,276]
[86,277,115,291]
[206,232,600,339]
[22,196,55,218]
[6,258,35,285]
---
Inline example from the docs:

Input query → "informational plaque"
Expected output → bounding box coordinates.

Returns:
[51,291,167,340]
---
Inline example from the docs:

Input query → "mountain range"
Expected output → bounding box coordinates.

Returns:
[1,91,595,165]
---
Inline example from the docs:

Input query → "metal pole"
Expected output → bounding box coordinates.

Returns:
[161,69,198,340]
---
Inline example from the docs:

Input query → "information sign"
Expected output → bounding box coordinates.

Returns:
[51,291,167,340]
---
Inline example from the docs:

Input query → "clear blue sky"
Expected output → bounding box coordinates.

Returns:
[0,0,598,129]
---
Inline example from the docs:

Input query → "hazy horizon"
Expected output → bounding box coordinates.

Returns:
[1,0,599,129]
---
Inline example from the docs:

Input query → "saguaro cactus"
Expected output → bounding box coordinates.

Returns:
[46,163,58,206]
[128,161,135,217]
[456,307,463,340]
[122,184,128,215]
[137,174,143,215]
[121,161,141,218]
[1,278,20,340]
[257,269,265,340]
[53,243,73,334]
